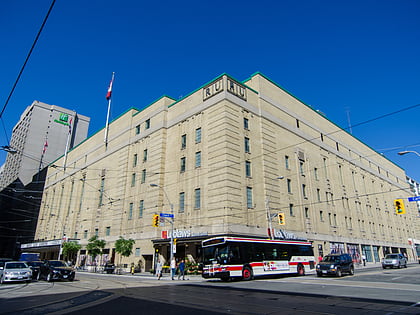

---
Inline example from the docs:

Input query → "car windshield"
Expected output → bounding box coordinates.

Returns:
[49,261,68,267]
[6,262,28,269]
[28,261,44,267]
[322,256,339,262]
[385,254,399,259]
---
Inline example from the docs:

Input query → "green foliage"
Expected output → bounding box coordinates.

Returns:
[115,237,135,258]
[86,235,106,260]
[62,241,81,260]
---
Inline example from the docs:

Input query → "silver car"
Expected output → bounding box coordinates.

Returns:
[382,253,407,269]
[0,261,32,284]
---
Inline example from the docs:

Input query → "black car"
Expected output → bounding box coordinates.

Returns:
[26,261,44,280]
[38,260,75,282]
[104,263,115,274]
[316,253,354,277]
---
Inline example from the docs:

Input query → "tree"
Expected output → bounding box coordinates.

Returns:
[86,235,106,270]
[115,237,135,274]
[62,241,81,263]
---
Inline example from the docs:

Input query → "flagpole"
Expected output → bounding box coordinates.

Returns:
[63,114,74,170]
[104,72,115,146]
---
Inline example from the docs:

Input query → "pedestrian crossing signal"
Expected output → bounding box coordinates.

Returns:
[278,212,285,225]
[152,214,160,227]
[394,199,406,215]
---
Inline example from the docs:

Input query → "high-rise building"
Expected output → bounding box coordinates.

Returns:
[29,74,418,271]
[0,100,89,258]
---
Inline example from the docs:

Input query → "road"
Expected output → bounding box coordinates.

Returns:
[0,264,419,314]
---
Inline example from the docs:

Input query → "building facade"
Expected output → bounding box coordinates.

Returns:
[0,101,90,258]
[31,73,418,271]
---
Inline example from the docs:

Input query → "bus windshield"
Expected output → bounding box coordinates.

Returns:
[203,244,242,265]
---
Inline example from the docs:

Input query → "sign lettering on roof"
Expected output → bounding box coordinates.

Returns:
[203,76,247,102]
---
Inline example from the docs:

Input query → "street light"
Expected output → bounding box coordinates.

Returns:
[0,145,17,154]
[398,150,420,157]
[150,183,175,267]
[265,176,284,240]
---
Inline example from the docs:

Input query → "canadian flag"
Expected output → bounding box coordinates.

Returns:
[106,74,114,100]
[42,140,48,154]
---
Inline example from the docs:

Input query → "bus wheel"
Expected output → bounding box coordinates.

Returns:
[242,266,253,281]
[297,264,305,276]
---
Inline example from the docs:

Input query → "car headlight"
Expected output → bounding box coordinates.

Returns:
[316,265,320,269]
[53,270,60,273]
[330,265,335,269]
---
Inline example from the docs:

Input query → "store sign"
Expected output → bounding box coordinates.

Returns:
[161,229,209,239]
[273,229,304,240]
[203,76,247,102]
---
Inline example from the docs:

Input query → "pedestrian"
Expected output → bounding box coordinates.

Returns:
[178,259,186,280]
[155,259,163,280]
[130,263,135,275]
[362,254,366,266]
[170,257,176,280]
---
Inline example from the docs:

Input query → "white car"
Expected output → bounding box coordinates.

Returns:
[382,254,407,269]
[0,261,32,284]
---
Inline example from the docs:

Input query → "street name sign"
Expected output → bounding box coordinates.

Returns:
[408,196,420,202]
[160,213,174,218]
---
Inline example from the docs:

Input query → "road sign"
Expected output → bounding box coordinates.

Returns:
[408,196,420,202]
[160,213,174,218]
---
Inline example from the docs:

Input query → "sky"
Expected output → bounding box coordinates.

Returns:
[1,0,419,182]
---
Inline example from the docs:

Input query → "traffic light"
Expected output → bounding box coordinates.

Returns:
[152,214,160,227]
[278,212,285,225]
[394,199,406,214]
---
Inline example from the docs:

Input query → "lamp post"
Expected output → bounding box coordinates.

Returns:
[150,183,175,266]
[0,145,17,154]
[398,150,420,157]
[265,176,284,240]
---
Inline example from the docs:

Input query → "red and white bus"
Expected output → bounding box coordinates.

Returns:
[202,236,315,281]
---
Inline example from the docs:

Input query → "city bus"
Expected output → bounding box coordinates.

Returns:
[202,236,315,281]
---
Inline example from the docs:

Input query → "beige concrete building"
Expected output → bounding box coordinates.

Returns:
[30,73,418,271]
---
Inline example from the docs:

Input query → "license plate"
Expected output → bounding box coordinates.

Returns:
[18,276,23,279]
[63,275,68,278]
[322,270,327,274]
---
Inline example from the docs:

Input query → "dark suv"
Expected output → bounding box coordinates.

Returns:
[316,253,354,277]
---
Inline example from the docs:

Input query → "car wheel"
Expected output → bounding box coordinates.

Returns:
[0,276,4,284]
[398,263,401,269]
[297,264,305,276]
[69,276,74,282]
[37,272,41,281]
[349,266,354,275]
[316,272,322,277]
[242,266,253,281]
[336,268,342,277]
[47,273,53,282]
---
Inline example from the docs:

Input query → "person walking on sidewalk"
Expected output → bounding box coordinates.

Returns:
[362,254,366,266]
[178,260,186,280]
[156,259,163,280]
[170,257,176,280]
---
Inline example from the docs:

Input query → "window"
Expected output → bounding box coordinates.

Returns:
[244,137,250,153]
[246,187,253,208]
[289,203,294,216]
[135,248,140,256]
[179,192,185,213]
[299,161,305,175]
[180,157,186,172]
[285,155,290,169]
[139,200,144,218]
[95,228,99,236]
[143,149,148,162]
[287,179,292,193]
[135,125,140,135]
[145,119,150,129]
[128,203,133,220]
[328,213,332,225]
[314,167,318,180]
[243,117,249,130]
[141,169,146,183]
[320,211,324,221]
[194,188,201,209]
[304,207,309,218]
[131,173,136,187]
[106,226,111,236]
[302,184,307,198]
[296,119,300,128]
[195,128,202,143]
[74,232,78,239]
[317,189,321,202]
[181,134,186,149]
[195,151,201,168]
[84,230,88,239]
[133,154,138,167]
[245,161,251,177]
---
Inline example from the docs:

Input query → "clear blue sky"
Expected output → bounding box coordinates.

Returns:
[1,0,419,182]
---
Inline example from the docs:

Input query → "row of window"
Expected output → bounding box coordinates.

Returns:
[135,118,151,135]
